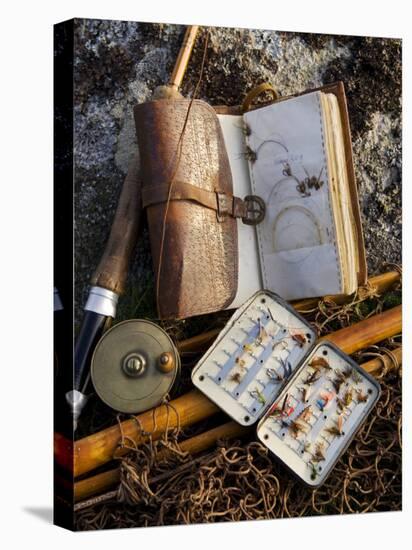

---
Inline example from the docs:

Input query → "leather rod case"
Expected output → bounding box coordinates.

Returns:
[134,99,239,320]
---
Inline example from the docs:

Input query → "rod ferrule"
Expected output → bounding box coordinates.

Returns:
[84,286,118,318]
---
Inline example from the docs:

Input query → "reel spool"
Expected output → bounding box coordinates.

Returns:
[91,319,180,414]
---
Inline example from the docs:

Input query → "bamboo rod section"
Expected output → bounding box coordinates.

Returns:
[70,390,219,478]
[177,328,221,354]
[75,469,119,504]
[361,346,402,376]
[58,303,401,478]
[169,26,199,91]
[293,270,400,312]
[74,420,249,502]
[320,305,401,354]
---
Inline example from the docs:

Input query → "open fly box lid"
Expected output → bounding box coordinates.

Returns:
[257,341,381,487]
[191,291,317,426]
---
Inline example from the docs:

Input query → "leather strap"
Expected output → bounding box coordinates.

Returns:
[242,82,278,113]
[142,181,249,220]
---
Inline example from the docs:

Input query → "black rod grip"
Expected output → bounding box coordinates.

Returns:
[74,310,107,391]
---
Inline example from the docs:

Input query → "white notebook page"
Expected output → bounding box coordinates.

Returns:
[244,91,342,300]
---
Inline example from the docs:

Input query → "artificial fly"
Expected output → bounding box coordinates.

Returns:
[291,333,307,348]
[341,366,353,379]
[316,389,335,412]
[309,461,319,481]
[235,356,246,367]
[351,370,362,384]
[296,405,312,423]
[289,419,306,439]
[309,356,331,371]
[356,389,368,403]
[272,339,288,352]
[337,388,353,411]
[300,386,311,402]
[303,370,321,386]
[325,415,344,437]
[229,371,243,384]
[257,318,268,345]
[266,368,284,382]
[331,370,346,393]
[243,145,257,163]
[280,358,293,379]
[312,442,326,462]
[269,393,294,418]
[250,388,266,405]
[242,343,254,354]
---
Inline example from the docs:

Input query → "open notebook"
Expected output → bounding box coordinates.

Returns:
[219,87,366,307]
[134,82,367,319]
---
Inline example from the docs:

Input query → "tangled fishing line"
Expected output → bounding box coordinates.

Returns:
[75,276,402,530]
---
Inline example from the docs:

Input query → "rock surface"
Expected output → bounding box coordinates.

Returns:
[72,20,401,326]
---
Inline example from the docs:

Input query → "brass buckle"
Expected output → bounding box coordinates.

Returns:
[242,195,266,225]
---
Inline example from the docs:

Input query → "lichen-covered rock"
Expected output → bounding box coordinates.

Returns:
[72,20,401,326]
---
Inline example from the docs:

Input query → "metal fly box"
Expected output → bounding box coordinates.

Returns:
[192,291,317,426]
[192,290,380,486]
[257,341,381,487]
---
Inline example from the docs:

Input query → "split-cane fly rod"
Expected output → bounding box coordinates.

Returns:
[66,25,200,430]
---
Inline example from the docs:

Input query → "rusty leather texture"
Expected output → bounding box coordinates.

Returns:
[90,153,142,295]
[134,99,238,320]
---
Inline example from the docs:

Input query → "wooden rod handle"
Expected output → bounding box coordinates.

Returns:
[61,304,401,478]
[168,25,199,91]
[90,153,141,294]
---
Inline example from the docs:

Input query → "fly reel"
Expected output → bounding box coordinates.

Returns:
[91,319,180,414]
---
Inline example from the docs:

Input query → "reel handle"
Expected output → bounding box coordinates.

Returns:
[90,153,141,295]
